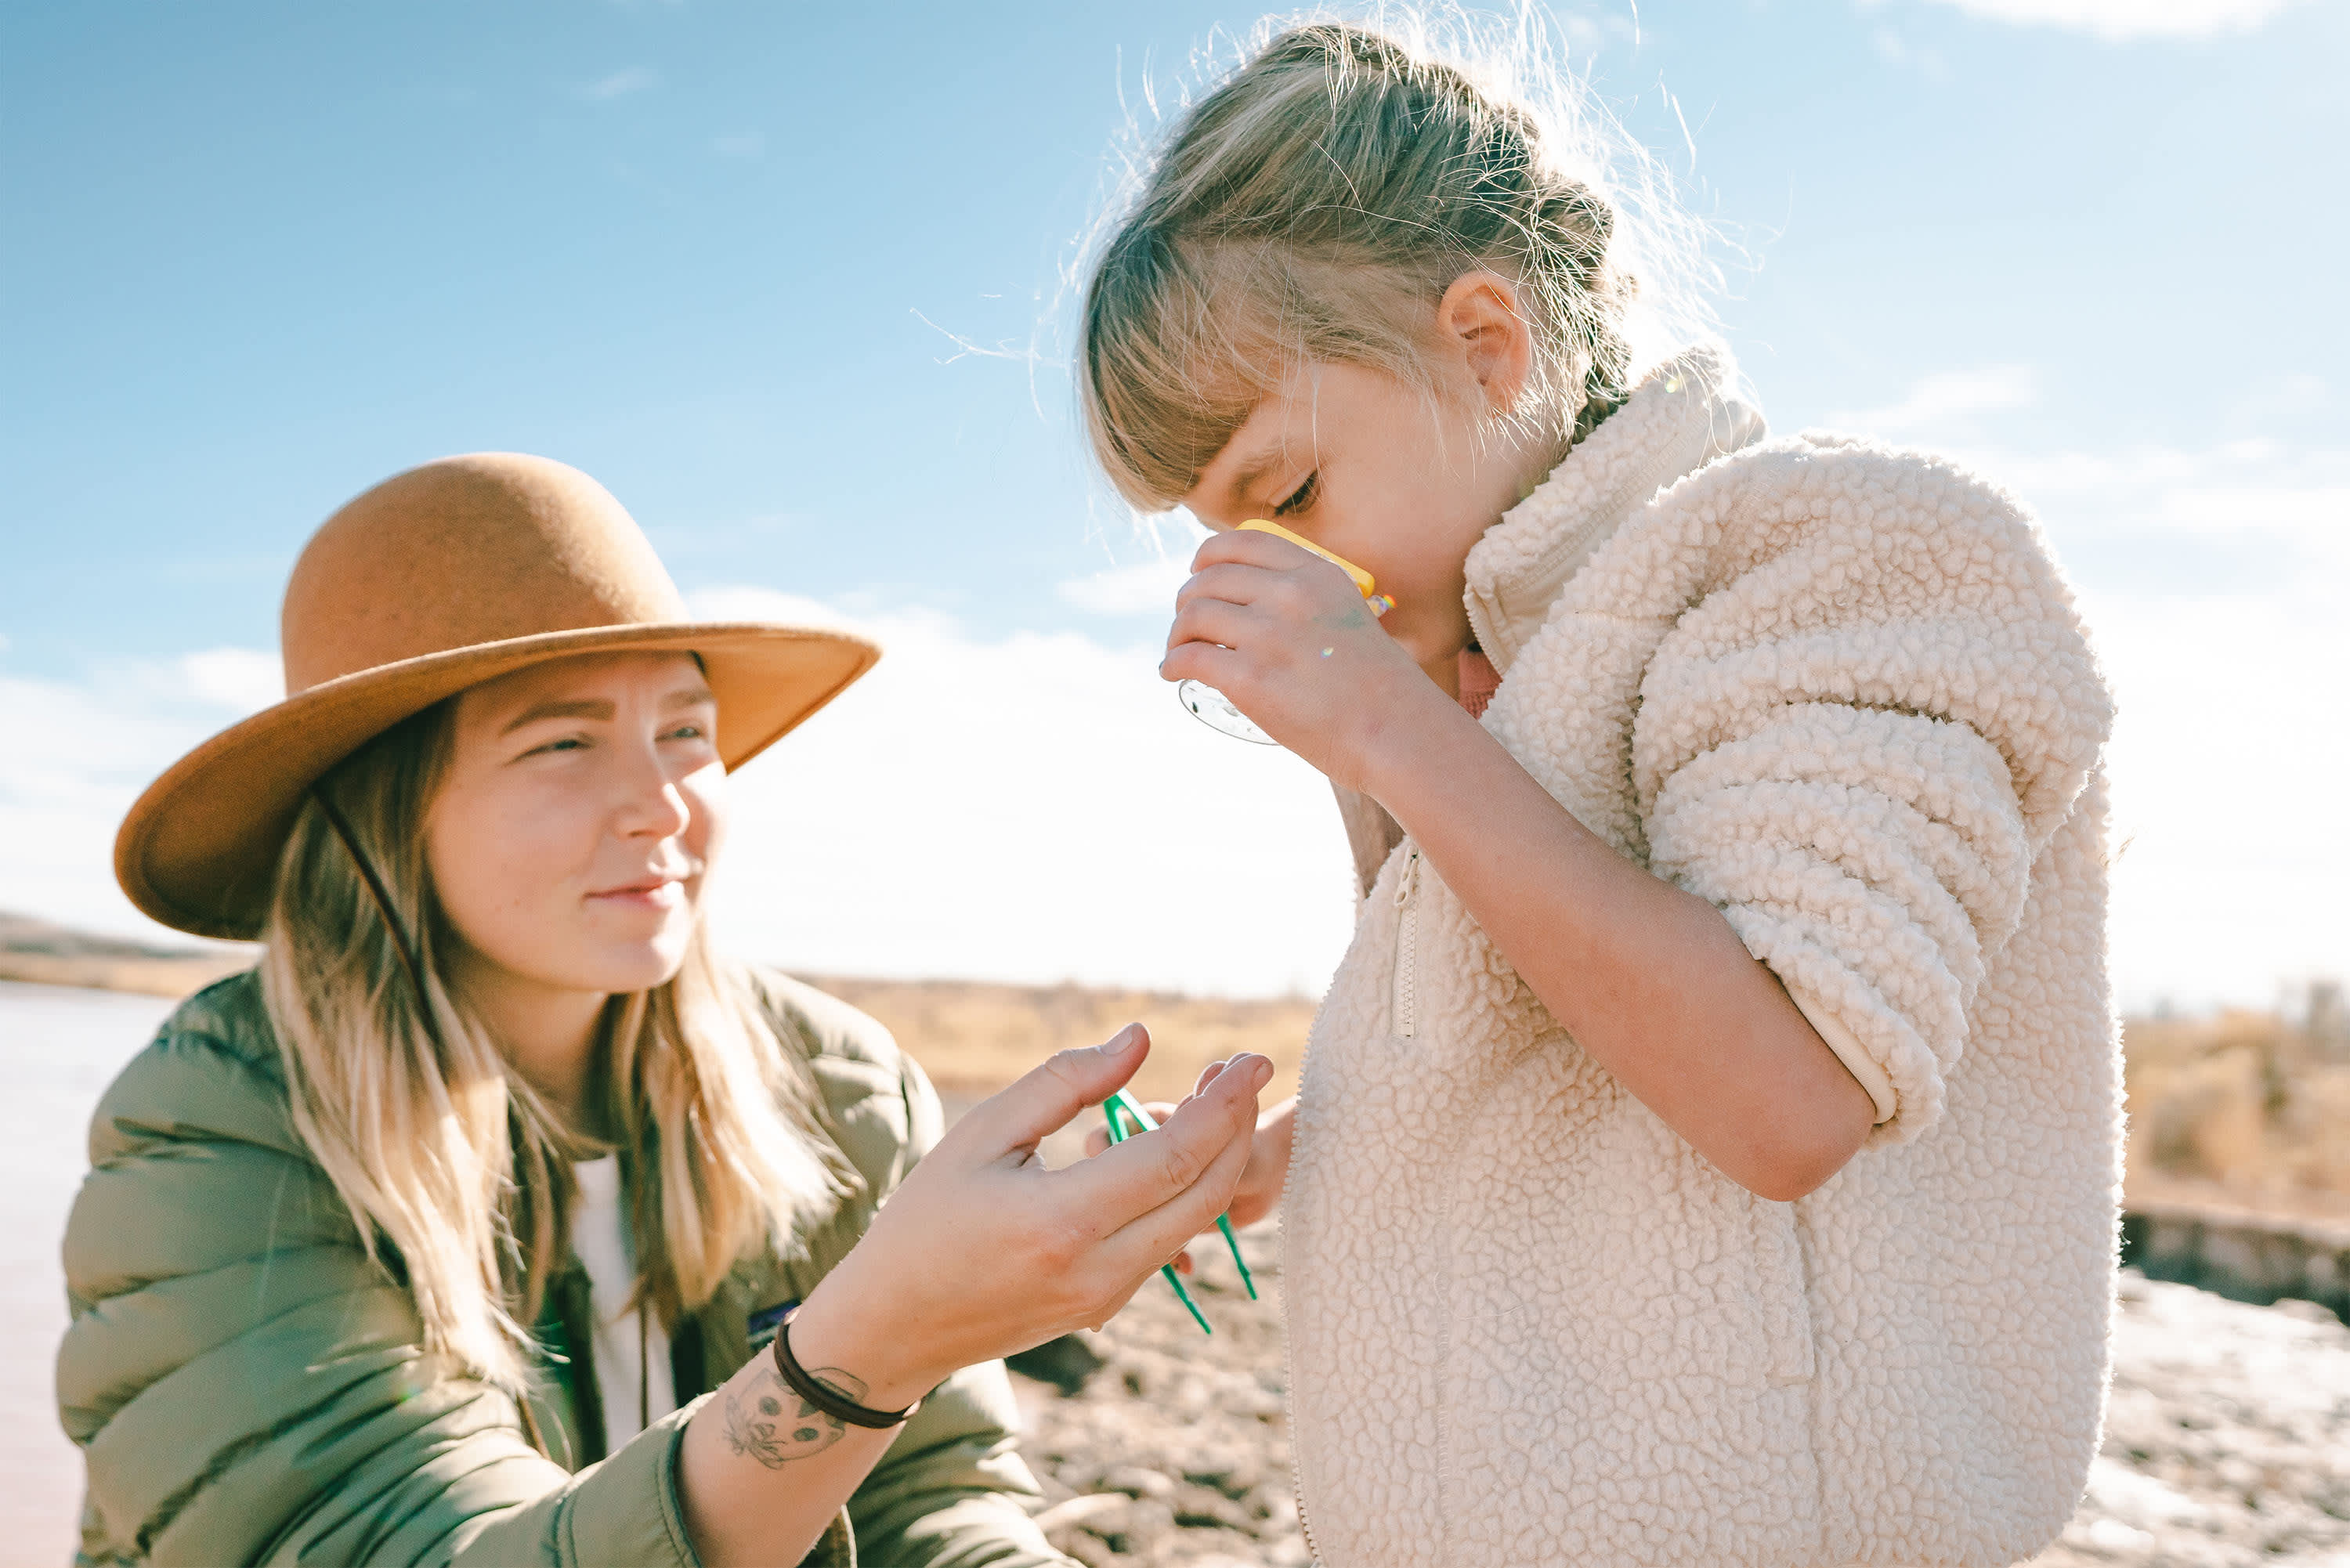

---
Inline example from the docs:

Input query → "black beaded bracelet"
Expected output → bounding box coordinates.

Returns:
[771,1309,919,1430]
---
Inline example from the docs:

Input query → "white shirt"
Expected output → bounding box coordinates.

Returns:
[570,1155,677,1447]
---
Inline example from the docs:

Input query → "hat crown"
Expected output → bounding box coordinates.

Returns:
[281,453,686,695]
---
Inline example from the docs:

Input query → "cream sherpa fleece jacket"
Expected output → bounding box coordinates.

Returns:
[1284,348,2120,1568]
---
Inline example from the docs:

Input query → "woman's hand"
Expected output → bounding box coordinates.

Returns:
[1162,529,1445,792]
[680,1025,1270,1567]
[787,1024,1272,1407]
[1084,1084,1299,1268]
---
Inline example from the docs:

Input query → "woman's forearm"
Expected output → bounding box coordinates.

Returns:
[1359,688,1873,1200]
[676,1296,924,1568]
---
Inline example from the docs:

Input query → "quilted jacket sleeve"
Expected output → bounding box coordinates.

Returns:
[56,1005,704,1568]
[1632,438,2112,1144]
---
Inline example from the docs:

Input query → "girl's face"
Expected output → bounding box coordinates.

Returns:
[428,650,725,1003]
[1179,357,1545,677]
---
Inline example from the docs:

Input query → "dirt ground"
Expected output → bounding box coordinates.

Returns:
[1004,1230,2350,1567]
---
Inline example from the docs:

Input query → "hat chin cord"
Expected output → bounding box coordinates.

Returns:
[309,785,440,1039]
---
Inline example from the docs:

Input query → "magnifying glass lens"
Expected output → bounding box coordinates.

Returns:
[1176,680,1277,745]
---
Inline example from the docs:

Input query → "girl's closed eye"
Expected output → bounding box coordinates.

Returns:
[1274,471,1320,518]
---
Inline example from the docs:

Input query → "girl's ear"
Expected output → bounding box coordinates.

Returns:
[1436,271,1534,416]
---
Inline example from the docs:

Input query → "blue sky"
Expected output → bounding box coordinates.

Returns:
[3,0,2344,1008]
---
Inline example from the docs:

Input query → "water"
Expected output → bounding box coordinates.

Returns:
[0,982,177,1566]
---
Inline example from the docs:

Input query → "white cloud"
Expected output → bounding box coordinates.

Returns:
[1948,436,2350,583]
[1904,0,2300,40]
[578,67,660,102]
[1828,365,2037,436]
[1057,556,1191,618]
[2088,583,2350,1010]
[1956,435,2350,1009]
[0,613,1355,999]
[178,648,280,714]
[684,587,1354,997]
[0,655,279,941]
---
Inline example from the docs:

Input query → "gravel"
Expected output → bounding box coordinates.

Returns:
[1005,1236,2350,1566]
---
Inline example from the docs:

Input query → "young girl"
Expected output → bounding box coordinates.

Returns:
[1081,23,2119,1567]
[60,453,1271,1568]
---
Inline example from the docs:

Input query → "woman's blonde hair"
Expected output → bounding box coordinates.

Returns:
[258,700,853,1391]
[1080,12,1712,509]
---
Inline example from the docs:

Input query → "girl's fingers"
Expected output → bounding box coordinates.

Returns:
[1164,598,1258,658]
[1189,528,1316,573]
[1189,531,1358,602]
[1173,560,1277,614]
[1192,1060,1230,1097]
[1158,638,1242,689]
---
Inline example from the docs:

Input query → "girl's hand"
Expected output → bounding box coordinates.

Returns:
[785,1025,1271,1407]
[1162,529,1445,790]
[1083,1084,1300,1267]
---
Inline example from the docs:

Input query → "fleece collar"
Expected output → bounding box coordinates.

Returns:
[1462,345,1766,674]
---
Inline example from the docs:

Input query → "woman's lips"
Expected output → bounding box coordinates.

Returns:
[588,878,685,911]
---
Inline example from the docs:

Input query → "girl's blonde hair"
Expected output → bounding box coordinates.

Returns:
[1081,13,1709,509]
[258,701,853,1391]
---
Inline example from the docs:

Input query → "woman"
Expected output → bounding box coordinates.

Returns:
[60,452,1271,1567]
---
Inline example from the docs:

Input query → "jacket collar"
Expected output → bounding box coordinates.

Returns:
[1462,345,1766,674]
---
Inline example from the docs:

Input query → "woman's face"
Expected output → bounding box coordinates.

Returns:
[428,650,725,1000]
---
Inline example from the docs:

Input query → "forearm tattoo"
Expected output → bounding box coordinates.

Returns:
[719,1358,870,1468]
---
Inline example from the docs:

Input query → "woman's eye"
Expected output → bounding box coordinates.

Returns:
[666,723,709,742]
[530,736,587,755]
[1273,471,1319,518]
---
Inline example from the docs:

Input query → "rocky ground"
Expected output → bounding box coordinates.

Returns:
[1006,1218,1306,1567]
[1001,1230,2350,1566]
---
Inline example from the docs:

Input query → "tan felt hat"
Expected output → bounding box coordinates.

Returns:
[115,452,880,940]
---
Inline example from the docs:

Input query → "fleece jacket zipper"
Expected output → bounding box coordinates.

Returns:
[1392,848,1422,1039]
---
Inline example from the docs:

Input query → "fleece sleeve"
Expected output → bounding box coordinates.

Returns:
[1631,439,2112,1143]
[57,1029,704,1568]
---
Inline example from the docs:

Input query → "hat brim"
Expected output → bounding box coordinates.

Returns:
[115,620,880,941]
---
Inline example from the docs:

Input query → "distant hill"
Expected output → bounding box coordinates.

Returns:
[0,911,1312,1101]
[0,912,255,997]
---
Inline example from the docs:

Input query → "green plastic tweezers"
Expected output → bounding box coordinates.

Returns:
[1101,1087,1259,1335]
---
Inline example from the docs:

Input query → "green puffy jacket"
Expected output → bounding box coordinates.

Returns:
[57,968,1072,1568]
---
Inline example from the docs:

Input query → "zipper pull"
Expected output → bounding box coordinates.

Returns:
[1394,848,1420,907]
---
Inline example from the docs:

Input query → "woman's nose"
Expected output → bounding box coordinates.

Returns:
[613,747,694,839]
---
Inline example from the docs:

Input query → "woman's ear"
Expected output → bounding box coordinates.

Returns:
[1435,271,1534,415]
